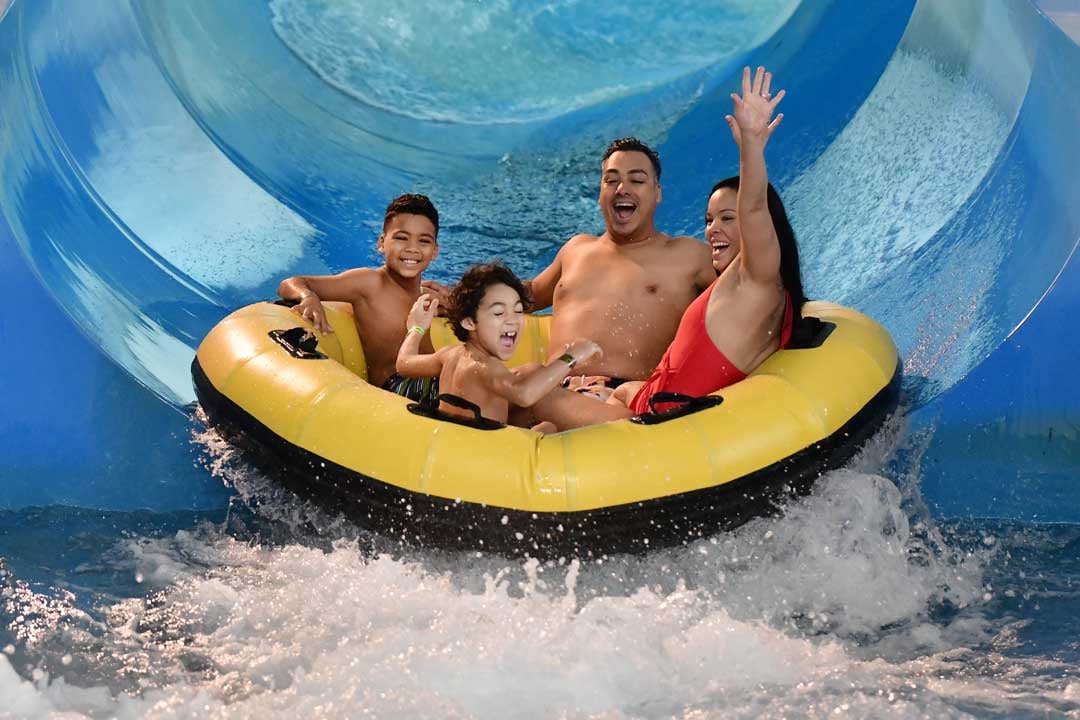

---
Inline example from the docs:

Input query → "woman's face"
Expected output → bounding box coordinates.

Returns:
[705,187,740,272]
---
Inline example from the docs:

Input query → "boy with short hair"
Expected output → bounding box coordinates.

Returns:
[396,261,601,433]
[277,193,443,403]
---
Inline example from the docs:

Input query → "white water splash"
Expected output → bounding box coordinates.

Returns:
[0,420,1024,718]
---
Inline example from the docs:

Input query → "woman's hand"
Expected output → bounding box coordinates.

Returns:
[725,66,785,148]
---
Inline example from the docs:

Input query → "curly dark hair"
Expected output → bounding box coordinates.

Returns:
[447,261,531,342]
[602,137,661,179]
[383,193,439,235]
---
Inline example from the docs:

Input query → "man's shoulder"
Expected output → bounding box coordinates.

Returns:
[560,232,605,257]
[549,233,603,269]
[664,232,707,249]
[564,232,603,249]
[663,233,712,259]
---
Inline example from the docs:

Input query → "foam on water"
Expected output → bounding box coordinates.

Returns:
[268,0,798,124]
[4,419,1077,718]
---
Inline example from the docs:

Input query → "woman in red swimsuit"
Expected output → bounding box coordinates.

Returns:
[532,65,806,429]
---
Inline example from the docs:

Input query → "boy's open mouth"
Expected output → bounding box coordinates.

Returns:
[613,198,637,222]
[499,330,518,349]
[400,257,422,266]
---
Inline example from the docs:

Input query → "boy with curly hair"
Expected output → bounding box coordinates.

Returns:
[396,261,600,432]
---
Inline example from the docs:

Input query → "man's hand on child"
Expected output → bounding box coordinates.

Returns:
[407,293,439,330]
[293,295,333,335]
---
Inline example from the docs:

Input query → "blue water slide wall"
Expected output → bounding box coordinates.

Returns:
[1,0,1077,520]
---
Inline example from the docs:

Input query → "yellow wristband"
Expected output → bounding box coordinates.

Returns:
[410,325,425,336]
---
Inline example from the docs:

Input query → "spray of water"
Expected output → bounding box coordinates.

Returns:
[9,414,1074,718]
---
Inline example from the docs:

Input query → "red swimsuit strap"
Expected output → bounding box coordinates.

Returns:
[778,291,795,349]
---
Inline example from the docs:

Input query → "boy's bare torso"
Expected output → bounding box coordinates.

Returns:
[351,270,433,386]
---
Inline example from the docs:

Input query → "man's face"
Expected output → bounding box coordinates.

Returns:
[599,151,661,239]
[377,213,438,279]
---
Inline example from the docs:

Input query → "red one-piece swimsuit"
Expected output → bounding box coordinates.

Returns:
[630,279,794,415]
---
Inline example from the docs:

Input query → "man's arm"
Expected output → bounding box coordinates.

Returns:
[480,340,601,408]
[689,238,718,291]
[526,241,571,311]
[277,269,373,334]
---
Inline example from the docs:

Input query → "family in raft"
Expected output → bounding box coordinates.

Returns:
[278,67,807,433]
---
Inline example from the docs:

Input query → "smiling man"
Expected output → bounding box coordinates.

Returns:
[528,138,716,384]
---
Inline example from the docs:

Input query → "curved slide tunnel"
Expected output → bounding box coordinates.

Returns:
[1,0,1077,520]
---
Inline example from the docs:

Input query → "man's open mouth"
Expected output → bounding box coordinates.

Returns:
[613,199,637,222]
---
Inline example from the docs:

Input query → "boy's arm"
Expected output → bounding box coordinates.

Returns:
[481,339,602,408]
[397,342,446,378]
[278,269,373,335]
[395,294,443,378]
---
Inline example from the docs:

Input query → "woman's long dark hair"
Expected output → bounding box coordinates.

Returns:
[711,176,807,312]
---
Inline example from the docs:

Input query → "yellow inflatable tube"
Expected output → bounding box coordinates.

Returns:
[192,300,900,556]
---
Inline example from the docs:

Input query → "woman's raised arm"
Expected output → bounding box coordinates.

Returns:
[725,66,785,285]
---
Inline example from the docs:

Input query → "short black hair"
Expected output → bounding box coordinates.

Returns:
[448,261,531,342]
[602,137,661,179]
[383,193,439,235]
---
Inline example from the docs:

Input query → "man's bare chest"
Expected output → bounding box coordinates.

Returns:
[557,254,692,301]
